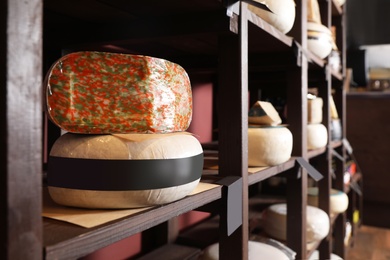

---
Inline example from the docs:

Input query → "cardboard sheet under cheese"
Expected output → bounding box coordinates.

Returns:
[48,132,204,209]
[44,51,192,134]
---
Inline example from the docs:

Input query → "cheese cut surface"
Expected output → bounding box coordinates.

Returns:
[248,101,282,126]
[45,51,192,134]
[248,126,293,166]
[200,241,289,260]
[308,97,323,124]
[48,132,203,208]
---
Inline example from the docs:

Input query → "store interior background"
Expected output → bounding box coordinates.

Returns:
[39,0,390,259]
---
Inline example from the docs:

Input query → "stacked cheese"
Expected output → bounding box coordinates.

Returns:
[307,94,328,150]
[307,0,337,59]
[44,51,203,209]
[248,101,293,166]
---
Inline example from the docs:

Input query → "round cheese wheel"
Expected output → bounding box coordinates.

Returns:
[200,241,289,260]
[248,0,296,34]
[307,123,328,150]
[309,250,343,260]
[47,132,203,209]
[248,126,293,167]
[44,51,192,134]
[263,203,330,243]
[331,119,342,141]
[307,187,349,215]
[307,22,333,59]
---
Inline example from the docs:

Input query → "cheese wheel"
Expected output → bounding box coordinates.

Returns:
[248,101,282,126]
[309,250,343,260]
[308,22,334,59]
[307,123,328,150]
[331,119,342,141]
[44,51,192,134]
[263,203,330,243]
[307,187,349,215]
[200,241,289,260]
[308,97,323,124]
[248,126,293,167]
[248,0,296,34]
[47,132,203,208]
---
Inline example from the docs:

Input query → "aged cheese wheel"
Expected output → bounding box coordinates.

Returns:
[263,203,330,243]
[47,132,203,209]
[200,241,289,260]
[44,51,192,134]
[308,96,323,124]
[248,101,282,126]
[308,22,333,59]
[307,123,328,150]
[309,250,343,260]
[331,119,342,141]
[248,0,296,34]
[307,187,349,215]
[248,126,293,167]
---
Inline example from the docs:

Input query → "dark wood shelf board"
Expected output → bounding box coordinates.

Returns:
[136,243,202,260]
[248,158,296,185]
[308,147,327,159]
[43,185,222,260]
[331,140,343,149]
[246,7,294,50]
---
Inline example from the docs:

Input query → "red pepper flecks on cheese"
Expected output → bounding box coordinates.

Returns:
[45,51,192,134]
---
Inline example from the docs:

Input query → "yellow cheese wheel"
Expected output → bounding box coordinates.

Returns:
[48,132,203,209]
[248,126,293,167]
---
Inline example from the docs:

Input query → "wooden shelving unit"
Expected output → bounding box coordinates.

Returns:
[2,0,355,259]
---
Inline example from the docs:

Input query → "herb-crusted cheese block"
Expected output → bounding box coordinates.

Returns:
[47,132,203,209]
[44,51,192,134]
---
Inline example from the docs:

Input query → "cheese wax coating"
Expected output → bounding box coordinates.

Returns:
[44,51,192,134]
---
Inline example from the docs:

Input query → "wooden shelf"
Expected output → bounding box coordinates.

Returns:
[43,184,222,260]
[3,0,352,259]
[248,159,296,185]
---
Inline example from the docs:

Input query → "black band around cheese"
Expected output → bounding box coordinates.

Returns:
[48,153,203,190]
